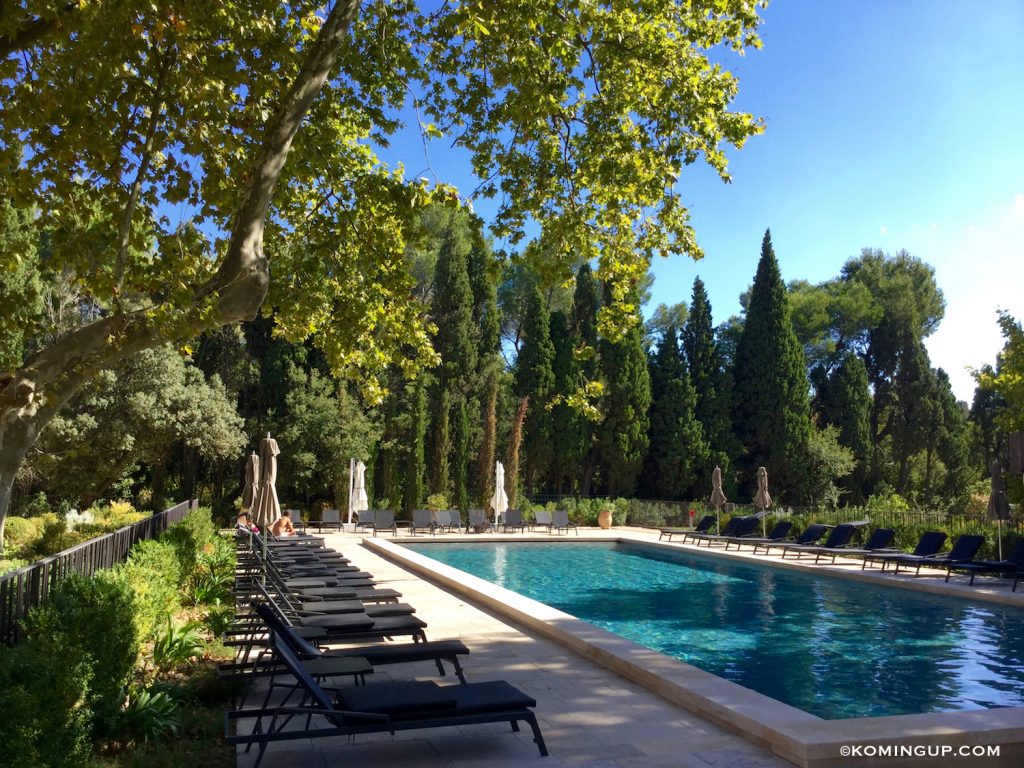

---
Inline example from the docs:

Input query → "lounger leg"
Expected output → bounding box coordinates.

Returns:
[525,714,549,756]
[450,655,467,684]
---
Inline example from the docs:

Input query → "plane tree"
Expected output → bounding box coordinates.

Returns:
[0,0,766,539]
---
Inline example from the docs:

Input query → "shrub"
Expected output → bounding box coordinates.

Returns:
[120,539,182,640]
[89,500,147,528]
[32,515,71,557]
[0,634,94,768]
[163,507,216,578]
[0,557,28,575]
[3,516,38,548]
[19,490,52,518]
[22,571,139,735]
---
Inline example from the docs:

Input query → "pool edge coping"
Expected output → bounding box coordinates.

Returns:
[364,535,1024,768]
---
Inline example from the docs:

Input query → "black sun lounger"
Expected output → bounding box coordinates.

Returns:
[724,521,793,550]
[861,531,947,571]
[695,515,759,546]
[253,602,470,683]
[257,585,428,643]
[780,524,857,559]
[502,508,527,533]
[552,510,578,535]
[225,628,547,767]
[659,515,715,542]
[945,540,1024,587]
[753,523,828,555]
[890,534,985,576]
[806,527,895,564]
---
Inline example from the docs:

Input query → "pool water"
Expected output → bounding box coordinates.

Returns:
[404,541,1024,719]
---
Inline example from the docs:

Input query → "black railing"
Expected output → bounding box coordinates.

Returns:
[0,499,197,646]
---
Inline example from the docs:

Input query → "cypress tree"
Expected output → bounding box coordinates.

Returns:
[641,326,707,499]
[403,377,427,514]
[428,219,475,498]
[469,230,501,506]
[682,276,738,497]
[572,264,601,495]
[732,230,812,502]
[428,385,451,496]
[549,310,580,495]
[516,285,555,494]
[815,352,872,503]
[597,296,651,496]
[452,397,470,511]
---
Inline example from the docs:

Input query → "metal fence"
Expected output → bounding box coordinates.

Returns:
[0,499,197,646]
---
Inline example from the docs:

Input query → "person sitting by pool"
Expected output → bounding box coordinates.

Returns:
[236,512,259,534]
[270,510,295,538]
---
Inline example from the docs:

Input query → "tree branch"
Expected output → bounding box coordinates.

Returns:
[201,0,361,324]
[2,1,361,430]
[0,3,78,59]
[114,46,174,306]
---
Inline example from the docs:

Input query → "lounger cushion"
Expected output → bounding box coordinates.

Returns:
[334,680,537,719]
[335,680,457,714]
[331,639,470,665]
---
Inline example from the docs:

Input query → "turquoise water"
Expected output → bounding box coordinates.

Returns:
[404,541,1024,719]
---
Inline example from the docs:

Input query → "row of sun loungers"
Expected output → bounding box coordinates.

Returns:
[224,530,548,765]
[659,515,1023,591]
[314,507,579,536]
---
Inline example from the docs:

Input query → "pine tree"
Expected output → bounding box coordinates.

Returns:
[516,285,555,494]
[732,230,812,502]
[597,297,651,496]
[682,276,738,497]
[815,352,872,503]
[641,326,707,499]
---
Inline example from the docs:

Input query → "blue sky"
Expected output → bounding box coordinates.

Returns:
[383,1,1024,401]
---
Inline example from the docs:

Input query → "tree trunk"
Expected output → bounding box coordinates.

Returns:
[0,1,359,536]
[506,396,529,510]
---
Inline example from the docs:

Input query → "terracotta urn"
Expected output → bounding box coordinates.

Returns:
[598,508,613,529]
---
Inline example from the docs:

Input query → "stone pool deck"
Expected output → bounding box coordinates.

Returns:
[237,527,1024,768]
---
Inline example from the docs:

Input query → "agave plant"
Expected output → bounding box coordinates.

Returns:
[152,618,205,673]
[119,684,182,742]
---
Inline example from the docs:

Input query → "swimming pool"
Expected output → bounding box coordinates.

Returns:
[403,540,1024,720]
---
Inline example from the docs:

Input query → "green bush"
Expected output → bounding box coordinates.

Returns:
[163,507,216,578]
[22,571,139,736]
[120,539,183,640]
[0,634,95,768]
[0,557,29,575]
[3,516,39,553]
[32,515,71,557]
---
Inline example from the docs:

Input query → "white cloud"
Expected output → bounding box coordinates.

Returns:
[880,225,888,236]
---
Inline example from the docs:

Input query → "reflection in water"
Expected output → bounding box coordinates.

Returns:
[406,541,1024,719]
